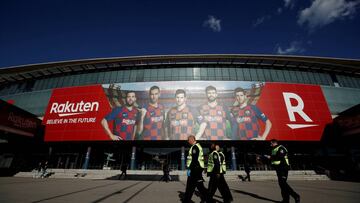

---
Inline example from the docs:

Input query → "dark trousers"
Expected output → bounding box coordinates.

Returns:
[208,174,233,202]
[118,171,127,179]
[276,169,299,202]
[183,170,210,203]
[243,172,251,181]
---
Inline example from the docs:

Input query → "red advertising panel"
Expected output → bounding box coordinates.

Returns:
[256,83,332,141]
[43,85,111,141]
[42,82,332,141]
[0,99,42,137]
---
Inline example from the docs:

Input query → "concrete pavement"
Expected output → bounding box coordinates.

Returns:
[0,177,359,203]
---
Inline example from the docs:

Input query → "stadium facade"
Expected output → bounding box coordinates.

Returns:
[0,54,359,177]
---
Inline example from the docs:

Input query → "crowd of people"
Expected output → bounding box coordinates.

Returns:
[182,136,300,203]
[33,161,49,178]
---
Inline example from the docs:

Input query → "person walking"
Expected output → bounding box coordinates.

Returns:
[119,163,127,179]
[265,139,300,203]
[183,135,211,203]
[243,163,251,181]
[161,162,171,182]
[207,144,233,203]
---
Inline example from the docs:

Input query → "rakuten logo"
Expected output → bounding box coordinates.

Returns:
[50,101,99,117]
[283,92,318,129]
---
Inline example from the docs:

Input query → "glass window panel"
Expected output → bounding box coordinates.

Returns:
[249,68,258,81]
[200,68,208,80]
[90,72,98,84]
[157,68,165,81]
[215,68,222,80]
[79,73,88,85]
[354,77,360,88]
[172,68,179,81]
[57,77,64,87]
[283,70,291,82]
[295,71,304,83]
[229,68,237,80]
[207,68,216,80]
[288,71,298,83]
[262,69,271,81]
[102,71,111,84]
[123,70,131,82]
[256,69,265,81]
[222,68,230,80]
[313,72,322,85]
[242,68,251,81]
[300,71,309,83]
[108,71,117,83]
[37,79,45,90]
[164,69,172,81]
[306,72,315,84]
[184,68,192,80]
[34,80,42,91]
[42,78,51,89]
[136,69,144,82]
[61,75,70,87]
[144,69,151,81]
[348,76,356,88]
[193,68,200,80]
[129,70,137,82]
[236,68,244,80]
[276,70,285,82]
[269,69,278,81]
[97,72,105,84]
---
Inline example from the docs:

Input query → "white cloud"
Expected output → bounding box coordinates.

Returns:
[203,15,222,32]
[276,41,306,55]
[253,15,271,27]
[298,0,360,31]
[277,7,283,14]
[284,0,296,8]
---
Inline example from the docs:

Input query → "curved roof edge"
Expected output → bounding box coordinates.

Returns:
[1,54,359,84]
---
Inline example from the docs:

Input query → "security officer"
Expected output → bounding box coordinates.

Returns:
[266,139,300,203]
[207,144,233,203]
[183,135,211,203]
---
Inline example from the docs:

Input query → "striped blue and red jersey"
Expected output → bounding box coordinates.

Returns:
[197,104,231,140]
[142,103,165,140]
[104,106,140,140]
[230,104,268,140]
[165,106,198,140]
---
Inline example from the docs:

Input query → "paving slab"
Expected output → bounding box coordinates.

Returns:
[0,177,359,203]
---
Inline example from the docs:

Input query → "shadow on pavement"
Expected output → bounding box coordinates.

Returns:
[91,182,141,203]
[106,174,180,181]
[32,181,127,203]
[232,189,280,203]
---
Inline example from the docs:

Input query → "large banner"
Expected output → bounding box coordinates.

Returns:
[0,99,42,137]
[43,81,332,141]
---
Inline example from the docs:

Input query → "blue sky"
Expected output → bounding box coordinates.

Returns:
[1,0,359,68]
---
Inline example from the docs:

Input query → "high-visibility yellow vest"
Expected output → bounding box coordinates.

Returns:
[207,151,221,173]
[271,145,289,166]
[186,143,205,168]
[219,151,226,173]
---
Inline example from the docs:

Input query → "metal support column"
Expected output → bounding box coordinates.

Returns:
[181,146,186,170]
[130,146,136,170]
[231,146,237,170]
[82,146,91,170]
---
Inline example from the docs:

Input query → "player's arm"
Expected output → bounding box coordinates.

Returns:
[101,118,121,140]
[194,107,206,140]
[252,105,272,140]
[164,110,171,140]
[161,109,168,140]
[196,122,207,140]
[136,107,147,136]
[261,119,272,140]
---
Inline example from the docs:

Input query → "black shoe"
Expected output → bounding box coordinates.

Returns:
[294,195,300,203]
